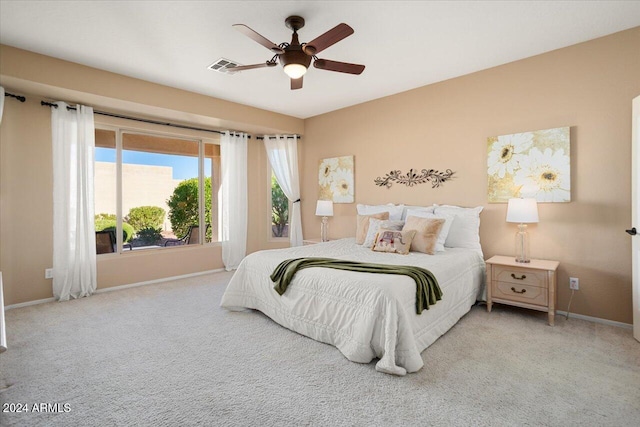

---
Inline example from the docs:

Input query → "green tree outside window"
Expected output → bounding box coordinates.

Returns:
[271,174,289,238]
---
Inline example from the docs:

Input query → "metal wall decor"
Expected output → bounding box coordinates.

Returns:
[374,168,455,189]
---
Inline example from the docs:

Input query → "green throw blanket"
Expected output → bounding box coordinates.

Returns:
[270,257,442,314]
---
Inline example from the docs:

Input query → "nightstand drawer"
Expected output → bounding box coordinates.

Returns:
[493,281,548,306]
[494,266,547,288]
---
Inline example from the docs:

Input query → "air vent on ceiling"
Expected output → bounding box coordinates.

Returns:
[208,58,243,74]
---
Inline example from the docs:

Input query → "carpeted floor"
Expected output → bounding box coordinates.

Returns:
[0,271,638,427]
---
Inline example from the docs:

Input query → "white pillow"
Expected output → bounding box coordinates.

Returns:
[401,205,435,220]
[362,219,405,248]
[405,210,454,252]
[357,203,405,221]
[433,205,483,250]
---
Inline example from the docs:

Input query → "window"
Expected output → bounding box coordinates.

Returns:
[94,126,220,253]
[268,167,290,240]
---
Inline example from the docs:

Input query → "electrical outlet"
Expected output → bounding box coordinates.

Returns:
[569,277,579,290]
[45,268,53,279]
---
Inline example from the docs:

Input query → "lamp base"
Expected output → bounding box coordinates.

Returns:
[320,216,329,242]
[514,223,530,263]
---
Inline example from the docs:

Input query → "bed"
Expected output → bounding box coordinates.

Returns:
[220,237,485,376]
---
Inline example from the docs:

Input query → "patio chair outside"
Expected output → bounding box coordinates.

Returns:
[96,230,117,254]
[164,225,200,246]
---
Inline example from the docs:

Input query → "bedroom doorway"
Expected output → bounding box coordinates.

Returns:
[632,95,639,342]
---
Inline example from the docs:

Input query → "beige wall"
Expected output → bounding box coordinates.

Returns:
[0,46,300,306]
[302,27,640,324]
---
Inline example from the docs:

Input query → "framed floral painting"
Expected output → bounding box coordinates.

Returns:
[487,127,570,203]
[318,155,354,203]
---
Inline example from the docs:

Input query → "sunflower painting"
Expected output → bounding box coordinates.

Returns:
[318,156,354,203]
[487,127,570,202]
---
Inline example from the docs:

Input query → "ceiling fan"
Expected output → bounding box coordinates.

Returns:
[229,15,365,90]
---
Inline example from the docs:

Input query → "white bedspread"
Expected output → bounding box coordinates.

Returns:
[220,238,485,375]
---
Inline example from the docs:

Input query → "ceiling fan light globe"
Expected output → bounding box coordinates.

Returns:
[284,63,307,79]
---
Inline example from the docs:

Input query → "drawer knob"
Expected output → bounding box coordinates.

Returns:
[511,287,526,294]
[511,273,526,280]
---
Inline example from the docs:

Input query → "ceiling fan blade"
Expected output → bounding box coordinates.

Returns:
[303,23,354,55]
[291,76,303,90]
[233,24,284,54]
[313,59,365,75]
[227,61,276,72]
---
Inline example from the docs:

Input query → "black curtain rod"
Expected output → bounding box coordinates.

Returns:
[256,135,301,140]
[3,93,302,139]
[39,100,302,140]
[40,100,249,137]
[4,92,26,102]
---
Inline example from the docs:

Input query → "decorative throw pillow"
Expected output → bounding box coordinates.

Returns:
[356,203,405,221]
[405,209,454,252]
[362,219,405,248]
[371,229,417,255]
[433,205,483,250]
[356,212,389,245]
[402,216,445,255]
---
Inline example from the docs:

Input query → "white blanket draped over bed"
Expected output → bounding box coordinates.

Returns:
[220,238,485,375]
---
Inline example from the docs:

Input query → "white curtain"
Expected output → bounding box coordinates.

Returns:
[51,102,97,301]
[264,135,303,246]
[219,131,248,270]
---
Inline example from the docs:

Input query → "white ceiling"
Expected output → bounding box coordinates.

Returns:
[1,1,639,119]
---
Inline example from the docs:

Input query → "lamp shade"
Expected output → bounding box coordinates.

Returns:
[315,200,334,217]
[506,198,539,223]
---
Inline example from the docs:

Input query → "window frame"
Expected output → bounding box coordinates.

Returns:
[94,123,221,255]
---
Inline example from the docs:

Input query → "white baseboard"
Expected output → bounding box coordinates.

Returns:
[5,268,226,311]
[94,268,226,295]
[5,296,56,310]
[556,310,633,329]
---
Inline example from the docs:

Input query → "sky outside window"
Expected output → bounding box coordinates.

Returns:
[96,147,210,180]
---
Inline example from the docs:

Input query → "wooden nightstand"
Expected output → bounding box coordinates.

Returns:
[485,255,559,326]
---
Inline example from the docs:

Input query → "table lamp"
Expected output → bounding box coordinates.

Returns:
[315,200,334,242]
[506,198,539,263]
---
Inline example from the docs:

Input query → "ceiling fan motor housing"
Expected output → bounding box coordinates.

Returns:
[280,25,312,73]
[279,47,312,70]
